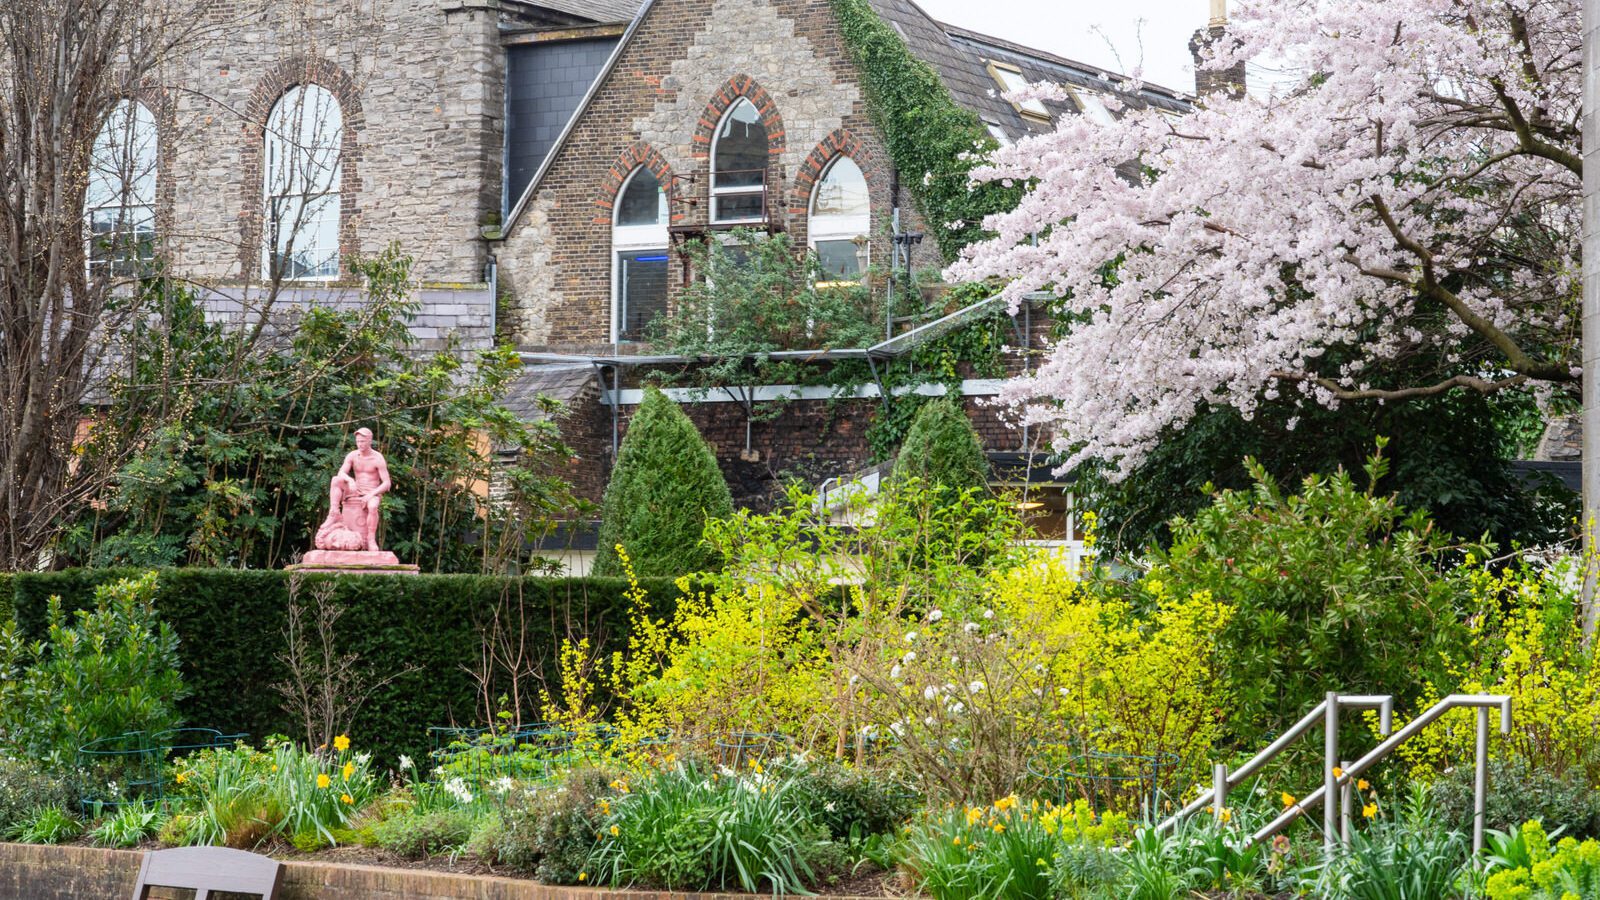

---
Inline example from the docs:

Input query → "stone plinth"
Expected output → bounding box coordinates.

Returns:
[286,549,419,575]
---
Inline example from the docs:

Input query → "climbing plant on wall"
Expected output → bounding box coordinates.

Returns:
[830,0,1023,261]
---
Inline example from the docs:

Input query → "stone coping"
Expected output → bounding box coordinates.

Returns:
[0,842,885,900]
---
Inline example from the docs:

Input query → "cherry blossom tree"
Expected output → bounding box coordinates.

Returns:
[951,0,1581,479]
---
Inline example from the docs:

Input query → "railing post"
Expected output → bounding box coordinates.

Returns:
[1324,691,1339,856]
[1212,762,1228,823]
[1474,706,1490,855]
[1339,758,1352,844]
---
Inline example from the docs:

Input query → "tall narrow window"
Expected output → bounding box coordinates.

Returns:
[612,166,669,342]
[808,156,869,283]
[710,98,767,224]
[264,84,342,280]
[86,100,158,276]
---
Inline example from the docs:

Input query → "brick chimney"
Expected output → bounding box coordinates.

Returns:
[1190,0,1246,100]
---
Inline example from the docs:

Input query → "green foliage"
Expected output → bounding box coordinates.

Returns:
[0,572,12,625]
[495,766,620,881]
[1143,450,1480,741]
[8,569,685,766]
[652,230,882,391]
[59,246,579,574]
[585,759,820,894]
[0,756,72,833]
[791,759,918,840]
[7,804,82,844]
[0,572,188,766]
[901,798,1130,900]
[1432,758,1600,841]
[1485,820,1600,900]
[373,807,478,858]
[894,396,988,493]
[829,0,1021,261]
[89,803,162,848]
[1078,375,1574,555]
[592,387,733,578]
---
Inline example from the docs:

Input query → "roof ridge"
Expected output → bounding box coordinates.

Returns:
[937,19,1190,100]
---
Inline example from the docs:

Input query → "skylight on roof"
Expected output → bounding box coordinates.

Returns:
[986,61,1050,120]
[1071,89,1115,126]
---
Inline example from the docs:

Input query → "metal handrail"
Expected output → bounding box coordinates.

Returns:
[1156,693,1393,834]
[1249,693,1510,854]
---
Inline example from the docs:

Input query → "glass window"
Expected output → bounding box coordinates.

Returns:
[1072,89,1116,126]
[984,120,1012,147]
[711,98,768,223]
[86,100,158,276]
[613,165,670,343]
[988,62,1050,119]
[617,250,668,341]
[808,156,870,283]
[263,84,343,280]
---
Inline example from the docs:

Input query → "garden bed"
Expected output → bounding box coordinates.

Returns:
[0,841,896,900]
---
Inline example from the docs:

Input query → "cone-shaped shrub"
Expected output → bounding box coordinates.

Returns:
[592,387,733,577]
[894,396,988,493]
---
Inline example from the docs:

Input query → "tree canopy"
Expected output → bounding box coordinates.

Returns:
[952,0,1581,477]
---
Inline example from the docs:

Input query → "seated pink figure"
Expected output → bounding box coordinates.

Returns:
[314,427,391,553]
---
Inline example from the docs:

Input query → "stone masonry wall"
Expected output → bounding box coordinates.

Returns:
[497,0,943,349]
[155,0,502,288]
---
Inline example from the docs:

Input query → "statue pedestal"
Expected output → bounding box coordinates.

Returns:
[286,550,419,575]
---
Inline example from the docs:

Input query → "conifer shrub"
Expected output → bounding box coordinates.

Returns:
[592,387,733,578]
[893,397,988,494]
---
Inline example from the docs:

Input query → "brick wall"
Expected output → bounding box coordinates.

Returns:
[497,0,943,349]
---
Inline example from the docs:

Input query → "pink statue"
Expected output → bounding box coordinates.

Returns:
[315,427,392,552]
[294,427,414,572]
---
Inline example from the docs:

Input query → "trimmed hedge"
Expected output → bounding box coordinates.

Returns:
[0,571,11,627]
[7,568,684,765]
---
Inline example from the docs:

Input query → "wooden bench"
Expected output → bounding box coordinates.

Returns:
[131,846,282,900]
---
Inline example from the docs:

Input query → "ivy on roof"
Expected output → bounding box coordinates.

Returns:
[830,0,1022,262]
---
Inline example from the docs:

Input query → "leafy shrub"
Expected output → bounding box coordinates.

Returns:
[0,756,73,833]
[791,759,918,840]
[1485,820,1600,899]
[0,572,188,766]
[463,812,505,863]
[373,808,478,859]
[8,804,82,844]
[591,386,733,578]
[1432,757,1600,840]
[586,759,820,893]
[89,803,162,848]
[1145,452,1478,740]
[894,397,988,494]
[1314,786,1471,900]
[495,766,619,882]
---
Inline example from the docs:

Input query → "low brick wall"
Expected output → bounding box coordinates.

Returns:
[0,842,877,900]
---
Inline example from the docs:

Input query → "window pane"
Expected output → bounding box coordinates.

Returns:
[269,193,339,280]
[713,192,764,222]
[618,249,668,341]
[815,239,863,281]
[713,99,767,191]
[264,84,343,278]
[86,100,158,276]
[617,168,664,226]
[810,156,868,218]
[992,64,1049,117]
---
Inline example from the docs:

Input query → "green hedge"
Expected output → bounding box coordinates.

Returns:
[0,571,11,626]
[8,568,684,765]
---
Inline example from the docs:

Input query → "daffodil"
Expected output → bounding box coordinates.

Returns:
[316,773,331,789]
[578,873,588,882]
[342,762,355,780]
[1357,779,1370,791]
[609,825,620,837]
[1363,803,1377,819]
[341,793,353,805]
[333,734,351,752]
[1280,792,1295,809]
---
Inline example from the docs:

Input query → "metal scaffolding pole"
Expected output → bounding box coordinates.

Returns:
[1584,0,1600,637]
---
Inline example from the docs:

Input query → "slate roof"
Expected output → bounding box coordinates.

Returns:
[505,0,644,25]
[502,362,598,421]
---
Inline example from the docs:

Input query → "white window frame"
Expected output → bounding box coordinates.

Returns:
[710,98,768,225]
[262,84,343,282]
[807,155,871,287]
[85,99,158,277]
[986,60,1050,122]
[611,166,670,343]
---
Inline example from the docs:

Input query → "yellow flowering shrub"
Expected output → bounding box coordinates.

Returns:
[1485,820,1600,900]
[1384,556,1600,782]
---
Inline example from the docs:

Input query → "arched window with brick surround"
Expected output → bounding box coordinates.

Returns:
[808,155,870,283]
[612,166,669,342]
[710,98,768,224]
[86,99,158,276]
[263,84,342,280]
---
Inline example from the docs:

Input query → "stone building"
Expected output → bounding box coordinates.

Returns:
[92,0,1195,557]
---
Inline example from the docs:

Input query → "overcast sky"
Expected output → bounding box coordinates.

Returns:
[914,0,1213,95]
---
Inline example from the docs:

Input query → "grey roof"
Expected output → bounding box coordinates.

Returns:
[502,362,598,421]
[866,0,1191,142]
[506,0,644,25]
